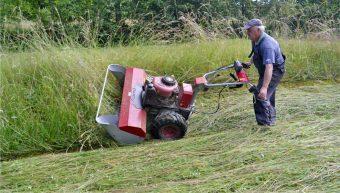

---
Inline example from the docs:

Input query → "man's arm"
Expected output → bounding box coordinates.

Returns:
[258,46,275,100]
[258,64,273,100]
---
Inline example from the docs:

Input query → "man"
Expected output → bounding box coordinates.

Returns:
[243,19,285,126]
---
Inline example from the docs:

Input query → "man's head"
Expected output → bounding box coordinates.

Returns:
[243,19,265,42]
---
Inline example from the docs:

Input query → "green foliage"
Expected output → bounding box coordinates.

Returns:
[0,0,339,48]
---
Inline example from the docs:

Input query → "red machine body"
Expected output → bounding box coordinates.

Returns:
[234,61,250,83]
[97,61,251,144]
[236,70,249,82]
[178,83,193,108]
[118,67,147,138]
[194,76,207,86]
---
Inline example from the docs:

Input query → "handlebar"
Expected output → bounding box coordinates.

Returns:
[189,60,254,107]
[202,61,248,88]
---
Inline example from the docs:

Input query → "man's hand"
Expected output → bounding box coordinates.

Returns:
[258,87,267,100]
[242,61,252,69]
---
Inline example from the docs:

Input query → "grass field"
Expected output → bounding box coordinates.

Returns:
[1,82,339,192]
[1,39,339,160]
[0,38,339,192]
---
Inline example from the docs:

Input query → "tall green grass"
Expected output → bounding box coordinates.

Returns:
[0,39,339,160]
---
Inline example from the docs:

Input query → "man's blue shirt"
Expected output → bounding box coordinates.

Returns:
[253,32,285,71]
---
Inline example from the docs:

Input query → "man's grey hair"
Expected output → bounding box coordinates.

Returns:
[257,25,265,32]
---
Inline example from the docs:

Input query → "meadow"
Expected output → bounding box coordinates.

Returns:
[0,38,339,192]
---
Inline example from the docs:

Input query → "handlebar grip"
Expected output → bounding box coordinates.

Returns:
[248,85,258,94]
[229,84,243,89]
[241,62,251,69]
[229,73,238,81]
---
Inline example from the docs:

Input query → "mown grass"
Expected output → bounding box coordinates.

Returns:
[0,39,339,160]
[1,83,339,192]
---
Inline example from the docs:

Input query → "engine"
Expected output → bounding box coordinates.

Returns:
[142,76,193,120]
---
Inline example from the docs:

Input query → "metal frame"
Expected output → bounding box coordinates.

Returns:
[95,64,144,145]
[189,63,249,107]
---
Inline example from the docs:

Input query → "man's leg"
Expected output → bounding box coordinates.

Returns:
[270,90,276,107]
[254,77,272,125]
[266,85,277,125]
[267,69,285,124]
[253,69,283,125]
[253,89,275,126]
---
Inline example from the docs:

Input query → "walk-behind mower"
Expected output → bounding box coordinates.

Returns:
[96,61,255,145]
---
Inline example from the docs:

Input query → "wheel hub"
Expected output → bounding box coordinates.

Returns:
[159,125,181,139]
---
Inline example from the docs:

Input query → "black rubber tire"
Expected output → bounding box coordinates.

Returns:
[151,111,188,140]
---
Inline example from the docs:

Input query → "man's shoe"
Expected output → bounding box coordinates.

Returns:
[257,122,275,126]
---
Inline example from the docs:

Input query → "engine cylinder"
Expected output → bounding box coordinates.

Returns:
[152,76,178,97]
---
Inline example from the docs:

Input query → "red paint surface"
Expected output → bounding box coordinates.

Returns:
[236,70,249,82]
[194,77,207,86]
[118,67,147,138]
[179,83,193,108]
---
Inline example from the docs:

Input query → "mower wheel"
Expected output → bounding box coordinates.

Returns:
[151,111,187,140]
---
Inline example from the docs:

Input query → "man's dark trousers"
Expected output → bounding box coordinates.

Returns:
[253,68,284,125]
